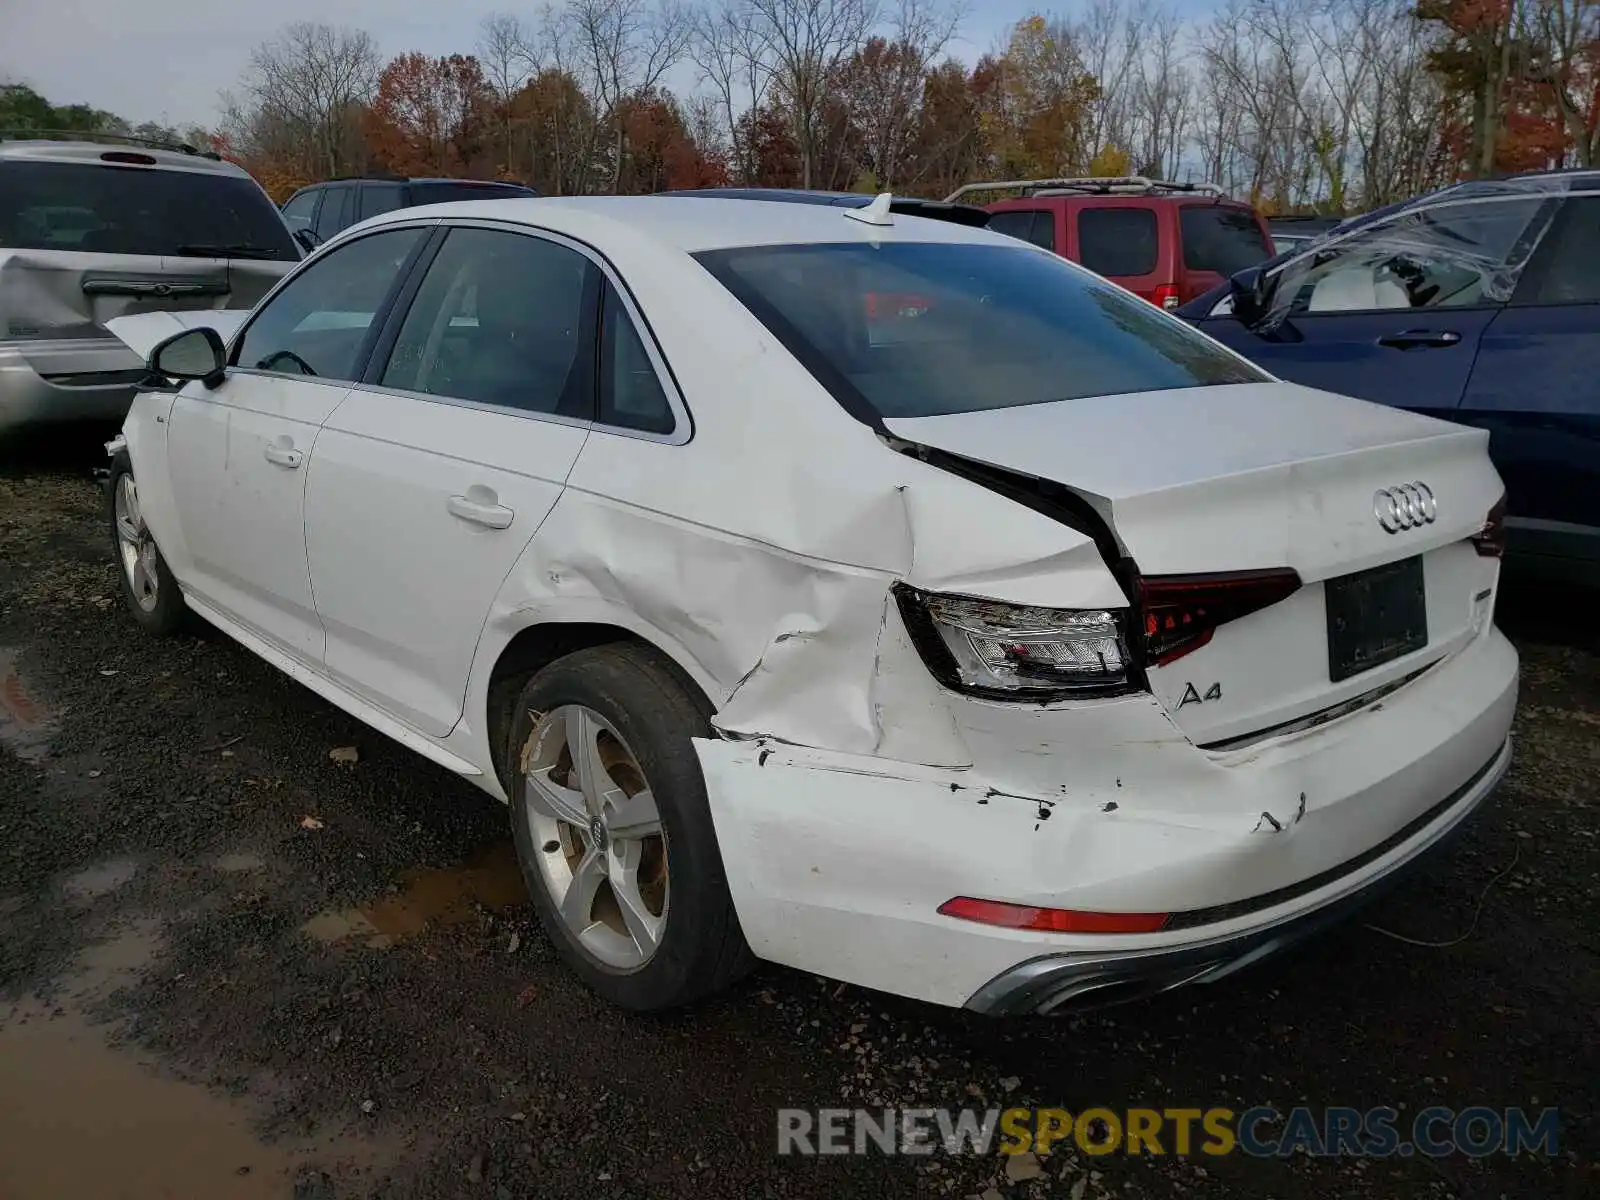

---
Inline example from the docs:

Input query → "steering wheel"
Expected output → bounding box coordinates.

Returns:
[256,349,318,376]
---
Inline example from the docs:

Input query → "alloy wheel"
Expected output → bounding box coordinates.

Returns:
[521,704,669,970]
[114,474,160,613]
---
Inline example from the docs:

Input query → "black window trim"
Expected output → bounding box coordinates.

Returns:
[225,219,440,388]
[350,218,694,445]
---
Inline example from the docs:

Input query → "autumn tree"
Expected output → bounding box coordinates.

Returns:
[363,53,496,177]
[225,23,381,184]
[507,68,601,194]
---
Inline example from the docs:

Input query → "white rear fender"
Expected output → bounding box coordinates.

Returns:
[459,450,1130,778]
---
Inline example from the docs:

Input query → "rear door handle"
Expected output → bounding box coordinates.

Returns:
[1378,329,1462,350]
[263,442,303,469]
[447,492,515,530]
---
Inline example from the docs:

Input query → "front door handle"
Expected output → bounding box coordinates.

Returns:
[263,441,303,469]
[447,491,514,530]
[1378,329,1462,350]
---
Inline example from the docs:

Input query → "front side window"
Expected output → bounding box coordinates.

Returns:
[1077,207,1158,277]
[314,185,352,239]
[233,227,425,381]
[1273,197,1555,316]
[697,241,1265,421]
[280,189,318,232]
[380,227,597,416]
[0,161,298,259]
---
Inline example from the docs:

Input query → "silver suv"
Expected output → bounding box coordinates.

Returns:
[0,134,300,436]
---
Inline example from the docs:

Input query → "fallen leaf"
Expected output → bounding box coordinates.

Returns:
[329,746,359,765]
[300,815,325,830]
[507,932,521,955]
[1005,1151,1045,1183]
[515,984,539,1008]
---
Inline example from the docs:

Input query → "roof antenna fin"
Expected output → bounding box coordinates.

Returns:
[845,192,894,226]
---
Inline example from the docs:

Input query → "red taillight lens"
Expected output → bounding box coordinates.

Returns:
[1471,494,1507,558]
[1137,568,1303,666]
[938,896,1169,934]
[1151,284,1181,311]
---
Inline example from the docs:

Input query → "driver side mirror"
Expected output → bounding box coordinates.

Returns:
[293,227,321,255]
[150,327,227,390]
[1228,266,1271,327]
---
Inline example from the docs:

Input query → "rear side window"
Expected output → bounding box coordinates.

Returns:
[599,284,675,434]
[360,184,405,222]
[380,227,598,416]
[0,161,298,259]
[988,210,1055,251]
[1077,208,1158,276]
[1517,196,1600,305]
[697,241,1265,420]
[1180,206,1273,275]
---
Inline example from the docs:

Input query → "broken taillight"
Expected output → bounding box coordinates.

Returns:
[1471,494,1507,558]
[1137,568,1303,667]
[938,896,1169,934]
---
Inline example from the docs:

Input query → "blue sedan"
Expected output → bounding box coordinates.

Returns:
[1179,169,1600,586]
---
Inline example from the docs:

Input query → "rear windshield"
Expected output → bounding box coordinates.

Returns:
[1180,205,1272,275]
[0,161,299,260]
[695,241,1266,420]
[407,182,536,205]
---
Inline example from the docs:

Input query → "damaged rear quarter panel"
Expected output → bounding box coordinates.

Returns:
[457,234,1129,777]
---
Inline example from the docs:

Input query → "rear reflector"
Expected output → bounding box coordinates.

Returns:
[1471,494,1507,558]
[938,896,1169,934]
[1138,567,1303,666]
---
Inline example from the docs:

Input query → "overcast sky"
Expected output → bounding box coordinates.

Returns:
[2,0,1090,130]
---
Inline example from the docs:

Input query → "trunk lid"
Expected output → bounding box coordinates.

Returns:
[886,381,1505,744]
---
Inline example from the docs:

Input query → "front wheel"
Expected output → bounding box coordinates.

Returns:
[107,456,185,635]
[505,643,754,1010]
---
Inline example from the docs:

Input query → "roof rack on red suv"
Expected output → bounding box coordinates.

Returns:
[945,176,1226,203]
[952,175,1273,311]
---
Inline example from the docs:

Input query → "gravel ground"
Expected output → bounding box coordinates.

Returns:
[1,432,1596,1200]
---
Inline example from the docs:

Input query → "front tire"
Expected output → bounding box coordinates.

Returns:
[108,455,185,636]
[504,643,753,1011]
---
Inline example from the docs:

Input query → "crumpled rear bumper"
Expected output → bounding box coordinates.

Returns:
[966,736,1509,1014]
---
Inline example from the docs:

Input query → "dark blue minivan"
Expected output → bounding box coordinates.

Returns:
[1180,169,1600,586]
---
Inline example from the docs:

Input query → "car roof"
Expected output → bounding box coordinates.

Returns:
[663,187,990,226]
[310,176,535,187]
[360,194,1004,252]
[0,138,250,177]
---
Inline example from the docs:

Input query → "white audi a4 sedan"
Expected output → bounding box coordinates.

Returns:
[104,194,1518,1015]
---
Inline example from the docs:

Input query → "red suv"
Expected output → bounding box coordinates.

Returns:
[946,177,1274,310]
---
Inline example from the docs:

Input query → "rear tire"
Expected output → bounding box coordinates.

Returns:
[503,643,754,1011]
[107,454,185,636]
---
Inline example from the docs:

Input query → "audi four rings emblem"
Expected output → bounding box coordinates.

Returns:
[1373,482,1438,533]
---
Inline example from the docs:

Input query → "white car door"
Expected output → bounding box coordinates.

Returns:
[302,224,603,737]
[163,225,431,660]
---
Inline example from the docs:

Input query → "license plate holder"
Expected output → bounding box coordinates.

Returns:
[1325,556,1428,683]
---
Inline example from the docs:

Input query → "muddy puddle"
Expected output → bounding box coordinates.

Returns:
[0,921,294,1199]
[302,840,527,949]
[0,920,397,1199]
[0,648,53,763]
